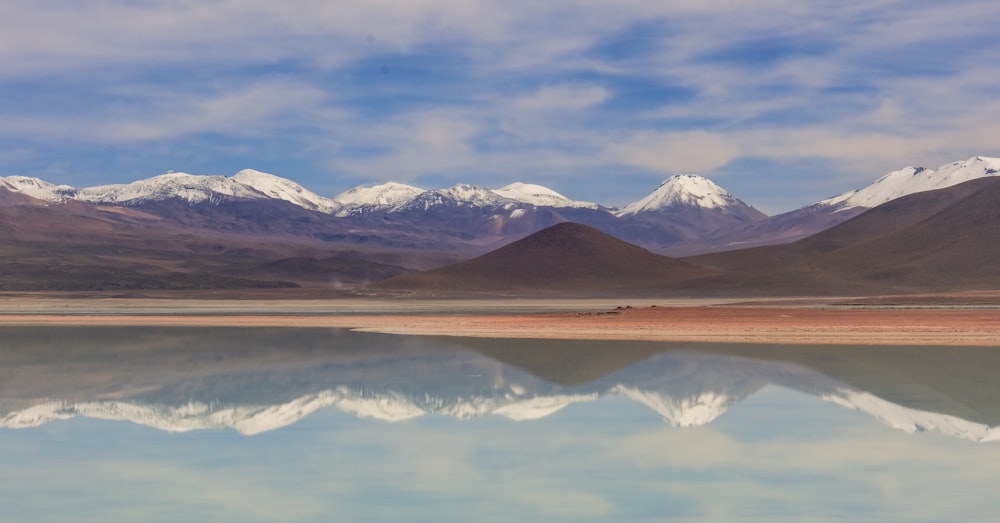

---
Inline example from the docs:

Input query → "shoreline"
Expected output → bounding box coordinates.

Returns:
[2,302,1000,346]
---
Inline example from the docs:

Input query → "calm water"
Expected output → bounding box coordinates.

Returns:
[2,326,999,522]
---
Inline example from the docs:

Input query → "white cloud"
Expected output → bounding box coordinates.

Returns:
[513,85,611,111]
[0,78,335,144]
[3,0,1000,209]
[609,130,742,175]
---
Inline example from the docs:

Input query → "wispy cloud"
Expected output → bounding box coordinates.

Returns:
[1,0,999,210]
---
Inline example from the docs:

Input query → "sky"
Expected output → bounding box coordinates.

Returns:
[3,1,1000,213]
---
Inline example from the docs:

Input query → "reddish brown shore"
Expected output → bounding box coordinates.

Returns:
[3,303,1000,346]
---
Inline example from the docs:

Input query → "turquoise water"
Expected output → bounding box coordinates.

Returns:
[1,327,998,522]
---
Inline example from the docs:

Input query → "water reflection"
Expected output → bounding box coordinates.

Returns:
[2,327,998,441]
[3,326,1000,522]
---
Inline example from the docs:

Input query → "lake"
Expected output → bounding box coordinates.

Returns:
[2,326,998,522]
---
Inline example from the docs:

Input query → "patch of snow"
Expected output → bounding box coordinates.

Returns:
[0,401,75,428]
[0,176,78,202]
[492,393,599,421]
[493,182,600,209]
[612,385,735,427]
[6,382,1000,443]
[334,182,425,215]
[78,172,266,205]
[438,183,515,208]
[398,184,519,212]
[823,388,1000,443]
[332,387,426,422]
[231,169,340,213]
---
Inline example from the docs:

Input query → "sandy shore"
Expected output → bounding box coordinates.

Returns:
[2,298,1000,346]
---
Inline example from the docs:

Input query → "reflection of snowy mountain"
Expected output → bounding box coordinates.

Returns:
[2,332,996,442]
[823,389,1000,443]
[1,390,601,435]
[612,387,736,427]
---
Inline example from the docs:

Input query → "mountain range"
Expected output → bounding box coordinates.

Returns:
[0,155,997,293]
[375,174,1000,296]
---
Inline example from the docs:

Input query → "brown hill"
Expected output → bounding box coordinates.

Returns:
[687,177,1000,294]
[370,222,718,296]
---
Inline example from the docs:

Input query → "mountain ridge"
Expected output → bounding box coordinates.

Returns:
[1,155,999,291]
[686,176,1000,294]
[4,155,997,222]
[685,155,1000,254]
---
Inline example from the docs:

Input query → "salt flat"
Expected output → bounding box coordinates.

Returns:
[2,296,1000,346]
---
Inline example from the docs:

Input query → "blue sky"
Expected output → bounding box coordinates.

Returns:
[2,1,999,213]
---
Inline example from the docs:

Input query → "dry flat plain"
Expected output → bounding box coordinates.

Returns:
[2,294,1000,346]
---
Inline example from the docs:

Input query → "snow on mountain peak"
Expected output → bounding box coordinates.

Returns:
[616,174,741,216]
[492,182,600,209]
[333,181,426,215]
[398,183,517,212]
[0,176,78,202]
[821,155,1000,210]
[439,183,512,206]
[231,169,340,213]
[77,171,267,205]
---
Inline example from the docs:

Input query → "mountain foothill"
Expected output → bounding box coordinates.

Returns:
[0,156,998,296]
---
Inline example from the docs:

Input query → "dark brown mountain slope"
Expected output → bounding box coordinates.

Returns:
[687,177,1000,294]
[0,198,421,291]
[370,222,718,295]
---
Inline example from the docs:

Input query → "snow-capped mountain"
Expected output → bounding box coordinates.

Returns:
[608,174,767,252]
[695,155,1000,254]
[3,155,998,259]
[0,168,766,251]
[333,181,426,215]
[333,181,603,234]
[73,169,342,212]
[77,171,268,205]
[0,176,77,202]
[406,183,517,211]
[821,156,1000,211]
[231,169,341,213]
[616,174,761,216]
[493,182,600,209]
[6,156,998,220]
